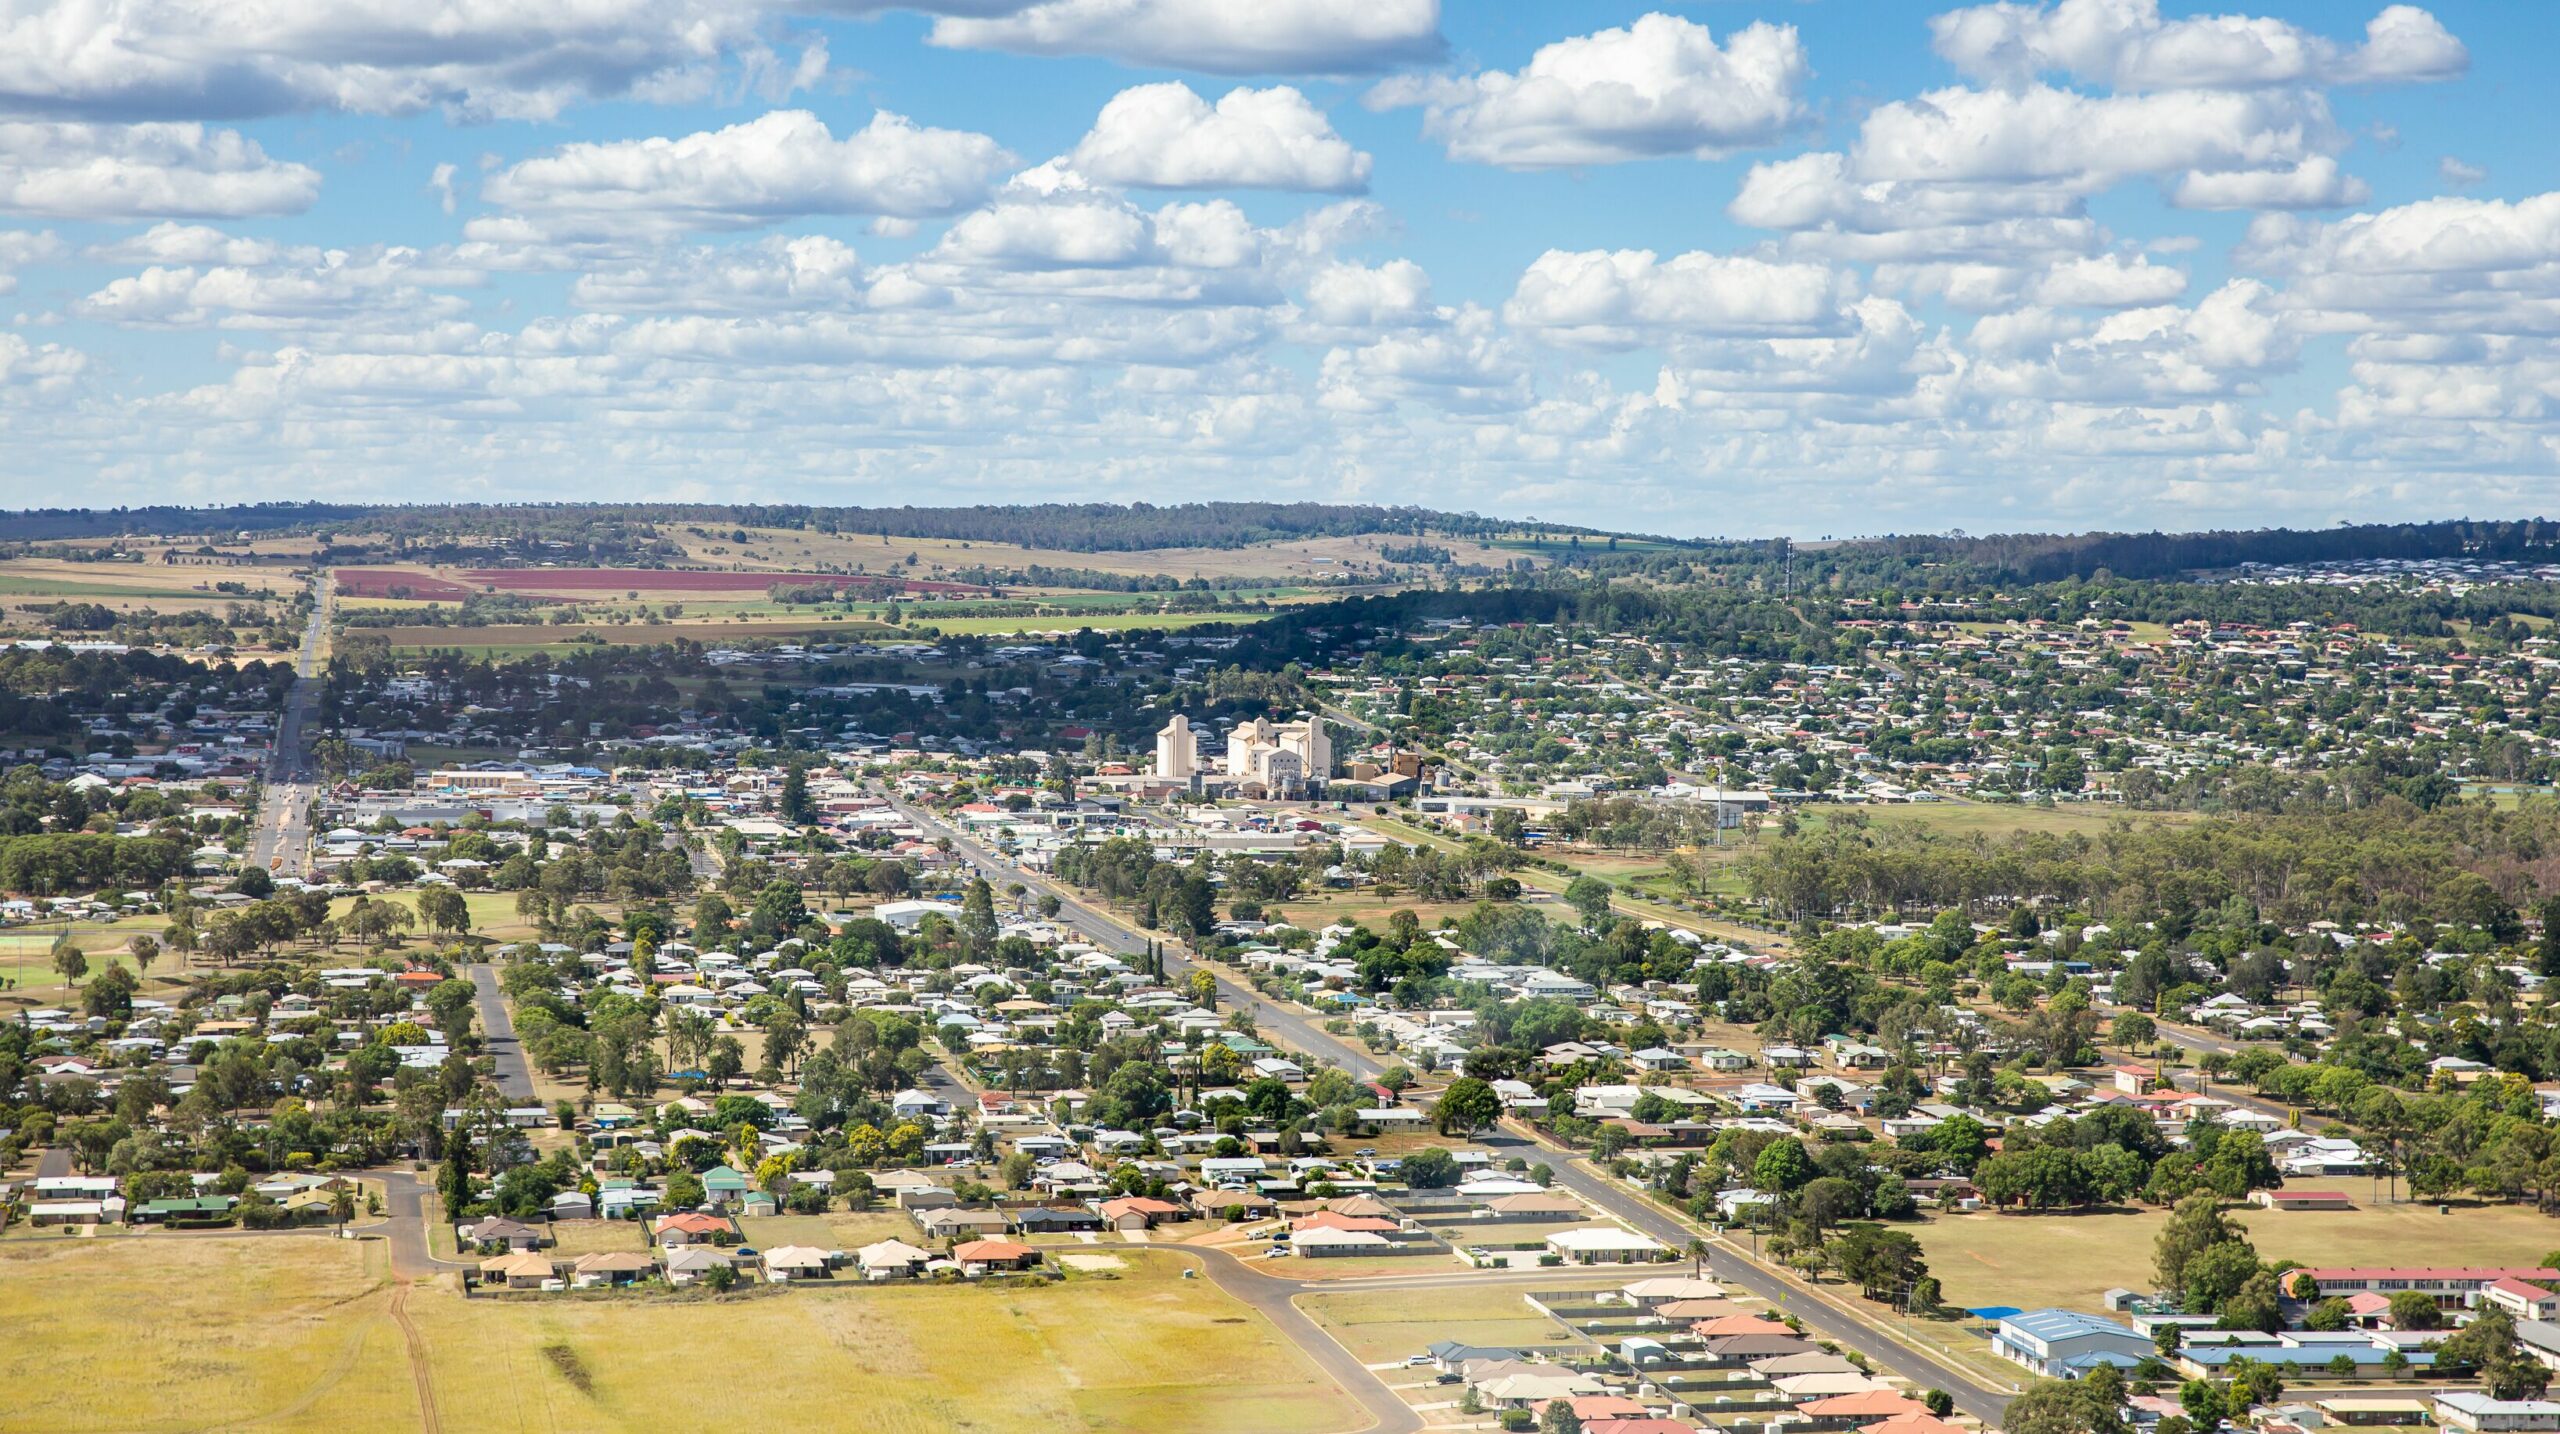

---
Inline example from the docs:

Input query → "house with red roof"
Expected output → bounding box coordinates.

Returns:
[1095,1196,1185,1231]
[952,1239,1039,1274]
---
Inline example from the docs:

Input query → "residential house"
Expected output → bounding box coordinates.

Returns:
[664,1246,736,1286]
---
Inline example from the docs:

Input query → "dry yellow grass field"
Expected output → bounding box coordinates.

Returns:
[1298,1279,1587,1363]
[1913,1189,2560,1314]
[0,1234,420,1431]
[0,1234,1363,1434]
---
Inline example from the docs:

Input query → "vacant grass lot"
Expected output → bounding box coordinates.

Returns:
[1299,1279,1586,1363]
[0,1235,420,1431]
[323,889,546,944]
[1913,1191,2560,1314]
[0,1238,1361,1434]
[737,1211,919,1251]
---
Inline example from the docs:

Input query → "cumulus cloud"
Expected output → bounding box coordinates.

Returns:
[1370,14,1807,169]
[2029,252,2189,307]
[2249,192,2560,278]
[1973,281,2296,402]
[0,122,320,219]
[0,226,57,294]
[477,111,1013,241]
[86,222,286,267]
[1320,304,1525,414]
[915,0,1445,75]
[1504,249,1856,348]
[1929,0,2466,92]
[571,236,869,313]
[0,0,815,123]
[2173,155,2367,210]
[75,244,482,332]
[1851,84,2335,191]
[1301,259,1432,328]
[0,332,84,394]
[1069,84,1370,193]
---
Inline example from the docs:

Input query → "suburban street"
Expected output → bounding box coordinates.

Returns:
[466,964,537,1103]
[874,791,2014,1423]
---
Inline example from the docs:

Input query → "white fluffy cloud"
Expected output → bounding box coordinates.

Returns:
[1972,281,2295,403]
[2173,155,2367,210]
[2030,253,2188,307]
[477,111,1013,241]
[0,332,84,394]
[1929,0,2465,92]
[571,236,869,314]
[1504,249,1856,348]
[1851,84,2333,192]
[916,0,1445,74]
[0,0,810,122]
[1370,14,1807,169]
[2252,192,2560,278]
[0,226,56,293]
[0,122,319,219]
[1301,259,1432,328]
[1069,84,1370,193]
[75,244,482,333]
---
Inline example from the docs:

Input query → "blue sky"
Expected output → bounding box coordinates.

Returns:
[0,1,2554,538]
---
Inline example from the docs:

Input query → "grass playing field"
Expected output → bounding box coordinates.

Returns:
[1911,1189,2560,1314]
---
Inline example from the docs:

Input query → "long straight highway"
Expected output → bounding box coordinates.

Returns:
[876,790,2014,1424]
[247,568,331,879]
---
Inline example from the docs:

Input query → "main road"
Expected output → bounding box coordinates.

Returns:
[878,791,1378,1082]
[877,791,2013,1423]
[247,568,331,879]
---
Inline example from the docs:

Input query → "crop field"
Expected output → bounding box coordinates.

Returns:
[670,523,1535,584]
[0,1237,1360,1434]
[377,618,895,649]
[374,610,1270,655]
[337,565,987,603]
[0,557,299,621]
[1911,1191,2560,1315]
